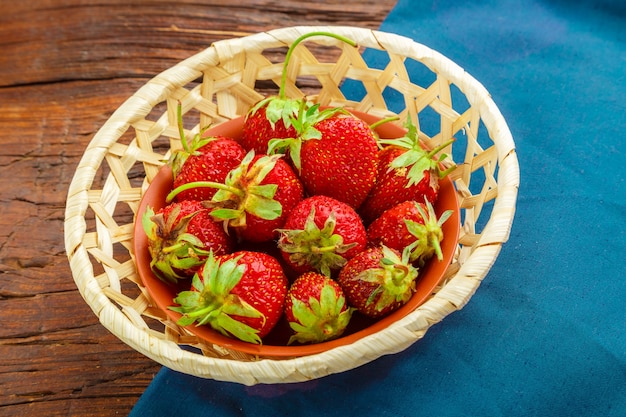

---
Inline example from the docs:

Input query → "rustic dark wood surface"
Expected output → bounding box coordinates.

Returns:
[0,1,396,416]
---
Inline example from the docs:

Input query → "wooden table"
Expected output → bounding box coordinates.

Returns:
[0,1,396,415]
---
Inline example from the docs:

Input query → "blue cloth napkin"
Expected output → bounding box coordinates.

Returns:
[130,1,626,415]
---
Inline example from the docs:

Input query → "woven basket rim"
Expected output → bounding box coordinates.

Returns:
[64,25,519,385]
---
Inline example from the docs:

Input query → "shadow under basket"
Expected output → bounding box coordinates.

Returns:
[64,25,519,385]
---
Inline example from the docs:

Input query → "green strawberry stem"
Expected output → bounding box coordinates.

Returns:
[312,245,339,254]
[426,139,457,179]
[429,208,453,261]
[278,31,358,100]
[176,100,191,154]
[175,101,213,152]
[184,304,218,319]
[259,32,358,172]
[166,181,244,203]
[369,116,400,133]
[389,264,411,286]
[169,101,214,177]
[161,240,200,254]
[379,136,455,162]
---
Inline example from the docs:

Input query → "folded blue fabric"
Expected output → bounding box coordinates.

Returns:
[130,1,626,415]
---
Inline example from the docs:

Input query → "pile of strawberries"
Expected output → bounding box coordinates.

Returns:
[141,32,455,346]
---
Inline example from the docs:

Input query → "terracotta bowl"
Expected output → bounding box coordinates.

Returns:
[133,110,460,358]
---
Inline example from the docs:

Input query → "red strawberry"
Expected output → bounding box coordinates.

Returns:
[359,118,455,223]
[284,272,354,344]
[169,103,246,202]
[337,245,419,318]
[367,199,453,266]
[171,250,288,344]
[277,195,366,277]
[171,137,247,202]
[142,200,235,284]
[241,31,357,157]
[169,151,304,243]
[299,113,379,209]
[241,97,304,155]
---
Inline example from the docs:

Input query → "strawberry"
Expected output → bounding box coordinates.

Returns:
[337,245,419,318]
[169,103,246,202]
[359,118,455,224]
[367,199,453,267]
[277,195,366,277]
[168,150,304,243]
[171,137,247,202]
[284,272,354,344]
[241,97,305,155]
[298,113,379,209]
[171,250,288,344]
[242,31,359,169]
[142,200,235,284]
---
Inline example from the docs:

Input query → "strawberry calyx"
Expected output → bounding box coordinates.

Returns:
[378,118,456,186]
[266,101,317,168]
[210,151,283,226]
[368,116,401,134]
[359,245,419,313]
[165,150,284,231]
[277,206,357,277]
[165,180,243,203]
[405,199,453,265]
[268,104,348,172]
[170,252,265,344]
[288,283,354,345]
[248,95,307,132]
[142,205,211,284]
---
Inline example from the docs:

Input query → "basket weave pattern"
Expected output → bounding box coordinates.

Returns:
[64,26,518,384]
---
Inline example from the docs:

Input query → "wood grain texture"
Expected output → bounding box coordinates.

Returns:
[0,1,396,415]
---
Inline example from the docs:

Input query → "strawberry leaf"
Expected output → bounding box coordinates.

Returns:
[221,297,264,320]
[291,297,318,328]
[212,255,245,294]
[404,157,434,187]
[250,154,280,184]
[267,137,296,156]
[209,208,243,221]
[142,206,157,239]
[247,184,278,199]
[170,290,201,312]
[245,194,283,220]
[319,284,343,317]
[214,313,262,345]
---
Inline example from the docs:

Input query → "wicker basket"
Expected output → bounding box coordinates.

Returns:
[64,26,519,385]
